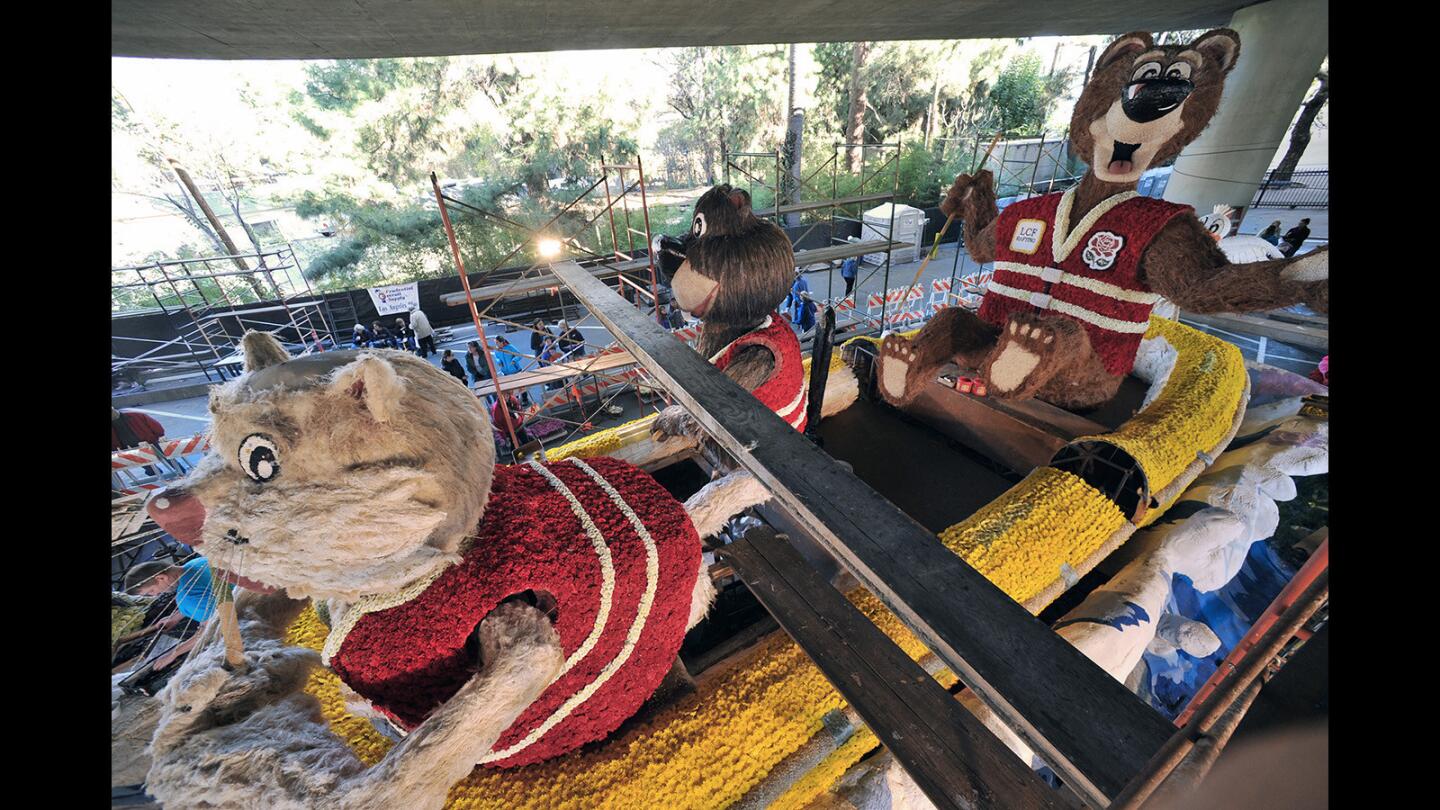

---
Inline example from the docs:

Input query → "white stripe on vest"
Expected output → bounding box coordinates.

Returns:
[987,279,1152,334]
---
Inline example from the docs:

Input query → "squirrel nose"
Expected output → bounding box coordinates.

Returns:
[147,487,207,545]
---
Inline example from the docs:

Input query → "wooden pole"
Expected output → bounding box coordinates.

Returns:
[901,131,1004,301]
[213,571,246,670]
[431,173,523,452]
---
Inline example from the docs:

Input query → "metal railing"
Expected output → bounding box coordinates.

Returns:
[1251,169,1328,209]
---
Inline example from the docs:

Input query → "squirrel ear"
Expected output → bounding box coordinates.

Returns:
[328,354,405,423]
[1096,31,1154,71]
[241,331,290,372]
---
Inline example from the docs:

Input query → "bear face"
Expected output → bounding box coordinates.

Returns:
[668,184,795,327]
[148,333,495,603]
[1070,29,1240,184]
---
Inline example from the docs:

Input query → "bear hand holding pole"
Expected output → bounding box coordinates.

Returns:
[902,130,1004,303]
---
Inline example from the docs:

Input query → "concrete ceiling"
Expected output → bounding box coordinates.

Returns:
[113,1,1259,60]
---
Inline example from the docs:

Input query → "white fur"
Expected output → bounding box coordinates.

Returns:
[1218,235,1286,264]
[686,555,718,631]
[1131,335,1179,409]
[683,470,771,539]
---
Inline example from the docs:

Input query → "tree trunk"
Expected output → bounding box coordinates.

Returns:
[784,109,804,228]
[1271,72,1328,183]
[924,74,941,150]
[168,159,272,301]
[845,41,872,172]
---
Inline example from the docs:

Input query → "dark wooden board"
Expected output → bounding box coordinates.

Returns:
[551,260,1175,805]
[722,529,1074,810]
[1180,311,1328,352]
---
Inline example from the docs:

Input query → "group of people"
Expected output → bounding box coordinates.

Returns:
[351,308,437,356]
[1255,217,1313,258]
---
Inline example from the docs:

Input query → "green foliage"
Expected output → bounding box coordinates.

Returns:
[986,53,1074,137]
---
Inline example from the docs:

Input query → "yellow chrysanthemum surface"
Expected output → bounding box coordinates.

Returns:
[286,584,971,810]
[545,413,658,461]
[1075,317,1245,495]
[938,467,1127,607]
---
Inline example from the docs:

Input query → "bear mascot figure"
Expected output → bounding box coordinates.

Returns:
[140,332,770,810]
[651,184,810,440]
[874,29,1329,411]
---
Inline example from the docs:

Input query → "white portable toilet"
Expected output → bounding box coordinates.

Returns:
[861,203,927,264]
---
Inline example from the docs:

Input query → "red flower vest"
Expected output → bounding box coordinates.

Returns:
[709,313,809,431]
[980,189,1191,376]
[326,456,701,769]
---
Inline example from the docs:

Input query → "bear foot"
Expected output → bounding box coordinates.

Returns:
[982,315,1082,400]
[876,334,933,406]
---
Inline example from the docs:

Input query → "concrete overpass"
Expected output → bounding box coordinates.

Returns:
[112,0,1260,60]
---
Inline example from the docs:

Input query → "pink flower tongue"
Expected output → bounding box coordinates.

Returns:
[1108,159,1134,175]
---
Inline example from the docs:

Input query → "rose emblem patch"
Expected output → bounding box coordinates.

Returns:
[1081,231,1124,271]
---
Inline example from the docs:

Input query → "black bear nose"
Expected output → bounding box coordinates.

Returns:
[1120,78,1194,123]
[653,233,691,283]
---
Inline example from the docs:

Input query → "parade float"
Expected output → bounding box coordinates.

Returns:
[112,25,1329,810]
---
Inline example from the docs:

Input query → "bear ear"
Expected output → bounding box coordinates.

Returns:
[242,331,291,373]
[727,189,751,215]
[1096,31,1154,71]
[328,354,405,423]
[1192,28,1241,74]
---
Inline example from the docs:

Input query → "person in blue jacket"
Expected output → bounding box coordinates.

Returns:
[840,256,859,300]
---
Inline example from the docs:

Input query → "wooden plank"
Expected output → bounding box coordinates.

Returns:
[794,239,907,266]
[550,260,1175,806]
[1180,311,1328,352]
[756,192,895,217]
[722,529,1073,810]
[470,348,641,396]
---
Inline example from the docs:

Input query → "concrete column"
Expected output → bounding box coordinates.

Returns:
[1163,0,1328,218]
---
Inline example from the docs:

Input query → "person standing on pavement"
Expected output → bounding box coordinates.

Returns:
[840,257,859,300]
[409,308,436,357]
[1279,218,1311,257]
[1258,220,1283,246]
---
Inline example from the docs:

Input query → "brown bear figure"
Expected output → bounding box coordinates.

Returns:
[875,29,1328,411]
[652,184,810,439]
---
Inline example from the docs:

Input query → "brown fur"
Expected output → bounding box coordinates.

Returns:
[655,185,796,442]
[880,29,1328,411]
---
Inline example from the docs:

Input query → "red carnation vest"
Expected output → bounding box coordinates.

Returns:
[325,456,701,769]
[980,189,1191,376]
[709,313,809,431]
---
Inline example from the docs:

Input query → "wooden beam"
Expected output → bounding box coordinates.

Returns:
[550,260,1174,806]
[1180,312,1328,352]
[722,529,1074,810]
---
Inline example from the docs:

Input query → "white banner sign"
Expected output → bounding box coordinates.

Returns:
[367,282,420,316]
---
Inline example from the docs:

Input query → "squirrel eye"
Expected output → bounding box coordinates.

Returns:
[692,213,707,238]
[239,433,280,483]
[1131,61,1163,82]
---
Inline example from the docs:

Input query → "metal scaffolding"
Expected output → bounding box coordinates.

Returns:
[111,246,339,387]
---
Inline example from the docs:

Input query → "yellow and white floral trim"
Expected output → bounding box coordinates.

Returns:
[1071,316,1248,498]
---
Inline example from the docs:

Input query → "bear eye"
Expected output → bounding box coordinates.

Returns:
[239,433,280,483]
[1132,61,1163,81]
[1165,62,1192,80]
[692,213,707,238]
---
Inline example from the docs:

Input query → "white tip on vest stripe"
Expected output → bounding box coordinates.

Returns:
[480,458,659,763]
